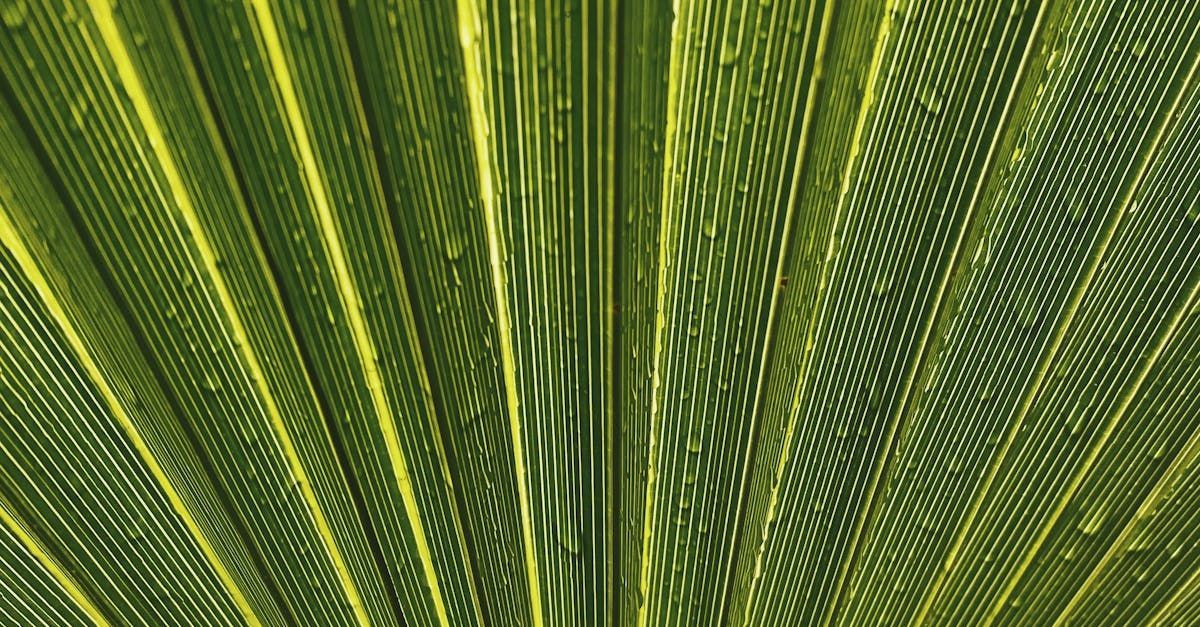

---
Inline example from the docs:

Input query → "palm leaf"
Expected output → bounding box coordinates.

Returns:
[0,0,1198,625]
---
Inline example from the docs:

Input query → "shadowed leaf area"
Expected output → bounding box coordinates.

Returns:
[0,0,1198,625]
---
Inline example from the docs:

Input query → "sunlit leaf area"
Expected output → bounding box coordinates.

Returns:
[1,0,1199,625]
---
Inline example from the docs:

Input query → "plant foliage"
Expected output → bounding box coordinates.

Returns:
[0,0,1198,625]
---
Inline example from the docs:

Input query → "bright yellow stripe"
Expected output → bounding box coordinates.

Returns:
[327,15,484,623]
[633,0,685,622]
[246,1,449,625]
[722,1,832,624]
[0,478,109,625]
[740,4,894,623]
[824,3,1047,624]
[85,1,365,623]
[0,203,257,625]
[456,1,544,624]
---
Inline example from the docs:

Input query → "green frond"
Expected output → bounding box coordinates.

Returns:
[0,0,1197,625]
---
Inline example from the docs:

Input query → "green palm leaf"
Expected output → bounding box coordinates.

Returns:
[0,0,1197,625]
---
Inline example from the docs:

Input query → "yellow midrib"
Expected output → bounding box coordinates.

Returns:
[0,216,114,626]
[86,1,366,623]
[740,2,895,622]
[0,494,109,627]
[722,1,834,624]
[455,0,545,625]
[1,196,257,625]
[246,1,450,625]
[633,0,686,622]
[824,2,1049,624]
